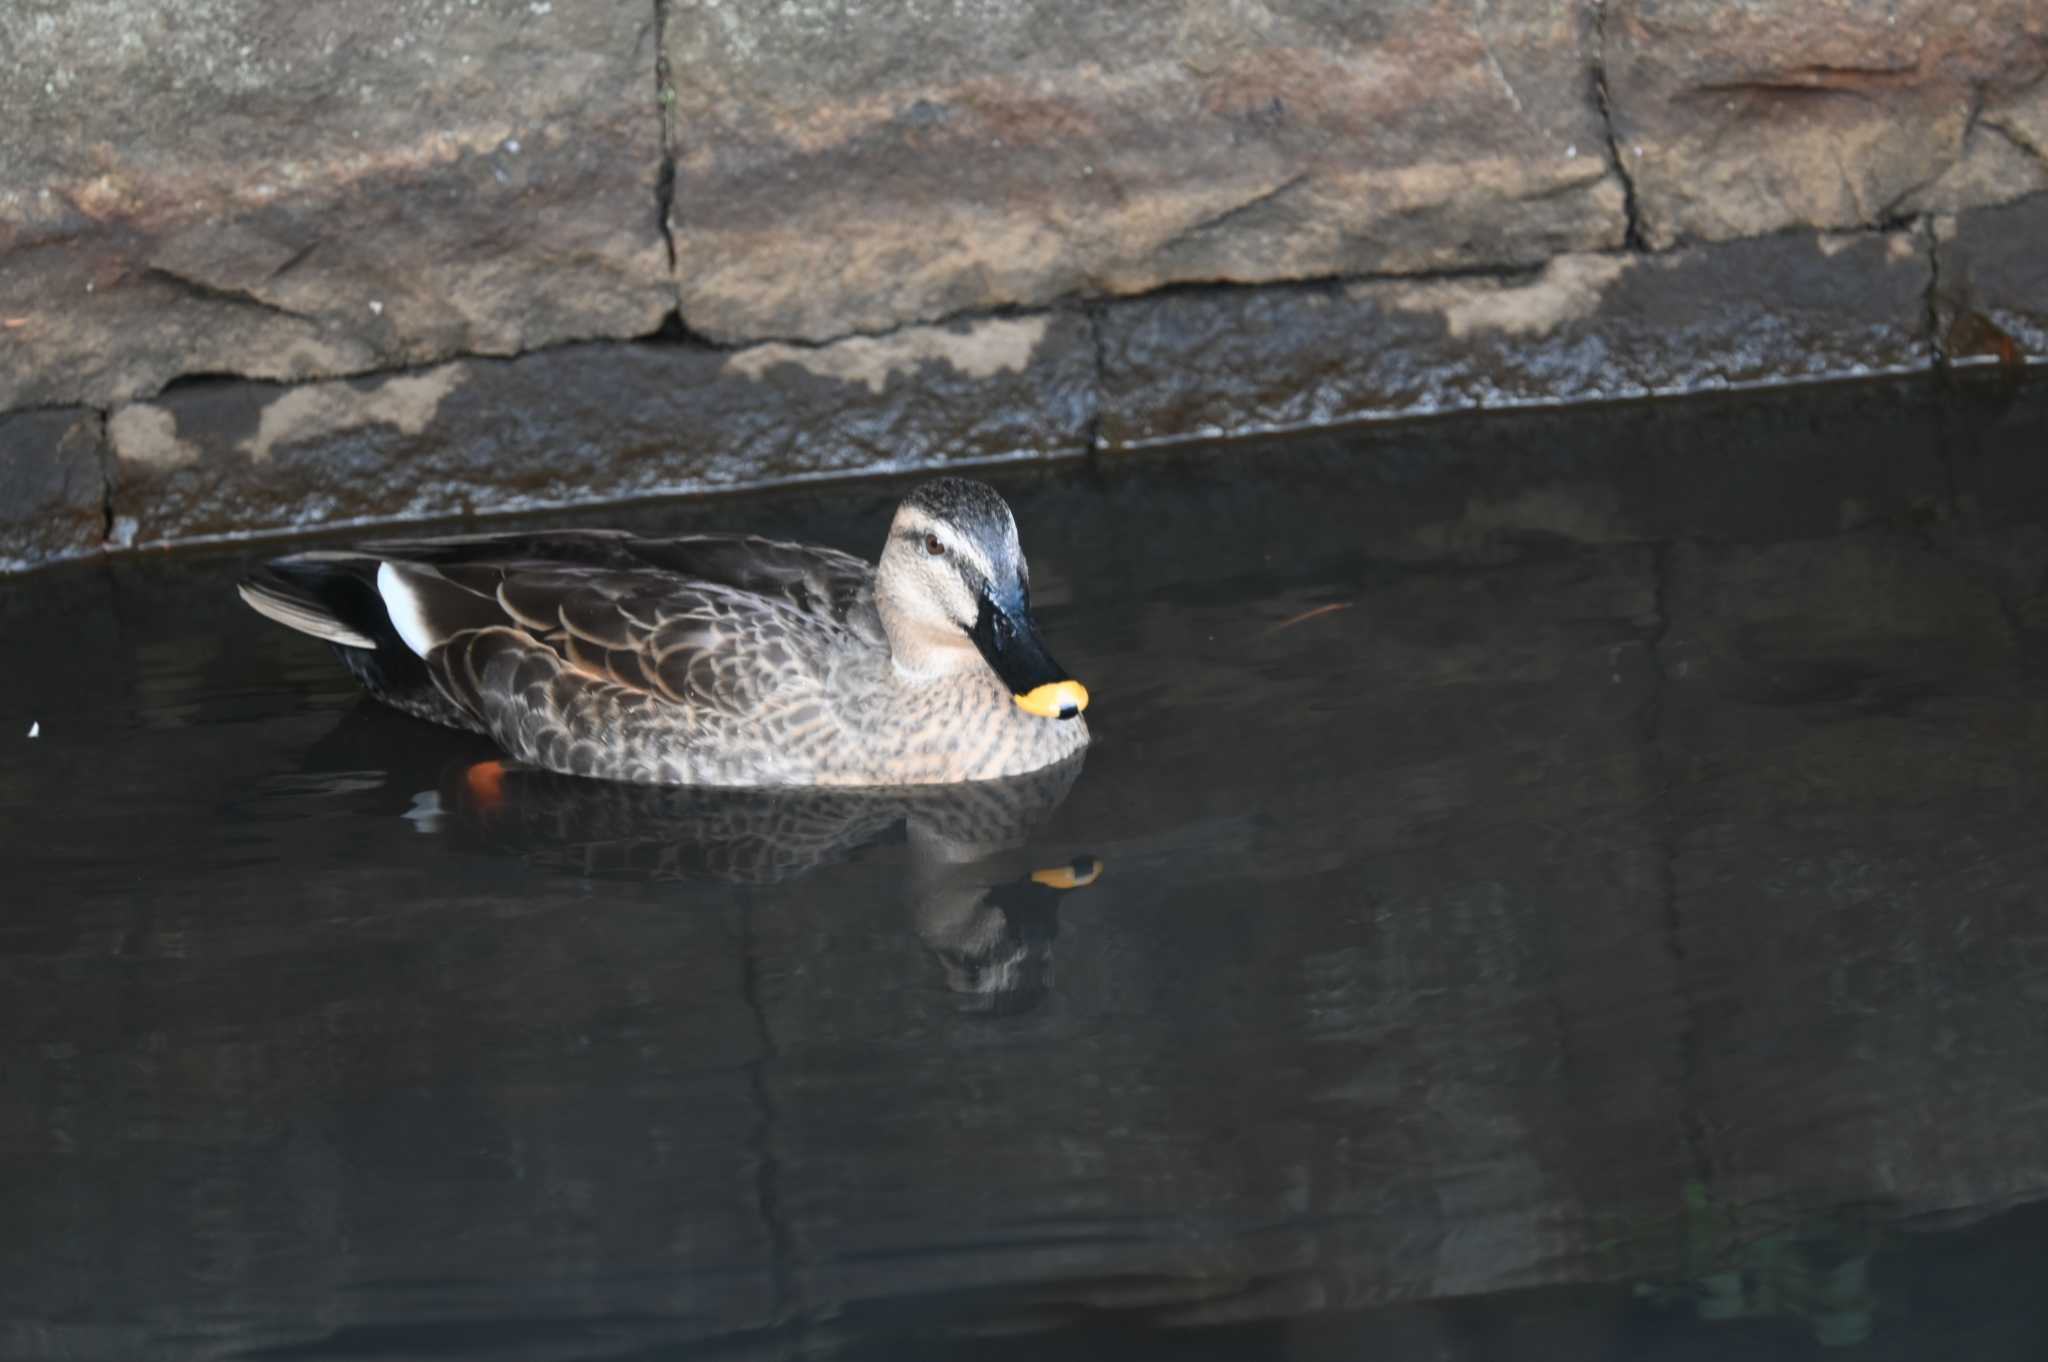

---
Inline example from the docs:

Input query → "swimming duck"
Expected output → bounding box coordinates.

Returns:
[238,478,1091,787]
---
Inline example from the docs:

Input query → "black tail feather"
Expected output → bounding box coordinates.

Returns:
[242,553,471,730]
[261,555,400,648]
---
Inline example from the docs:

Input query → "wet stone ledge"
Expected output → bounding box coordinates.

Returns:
[1097,228,1934,449]
[99,315,1096,550]
[7,186,2048,571]
[0,408,106,572]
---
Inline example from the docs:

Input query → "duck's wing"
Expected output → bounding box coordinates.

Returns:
[241,531,882,776]
[410,558,837,709]
[363,529,884,644]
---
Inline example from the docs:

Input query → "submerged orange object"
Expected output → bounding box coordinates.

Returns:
[466,759,507,812]
[1031,857,1103,891]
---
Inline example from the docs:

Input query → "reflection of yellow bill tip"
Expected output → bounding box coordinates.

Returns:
[1015,679,1089,719]
[1032,857,1103,890]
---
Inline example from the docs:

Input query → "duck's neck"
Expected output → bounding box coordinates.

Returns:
[884,652,1010,710]
[879,604,985,684]
[891,664,1089,782]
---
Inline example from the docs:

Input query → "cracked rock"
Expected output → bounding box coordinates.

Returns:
[0,0,670,411]
[1605,0,2048,247]
[663,0,1625,344]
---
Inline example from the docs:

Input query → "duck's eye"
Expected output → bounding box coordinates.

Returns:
[925,534,946,557]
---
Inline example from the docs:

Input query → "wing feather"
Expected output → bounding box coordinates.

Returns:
[255,528,884,772]
[353,527,880,638]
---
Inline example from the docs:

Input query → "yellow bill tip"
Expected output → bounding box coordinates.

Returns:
[1014,679,1089,720]
[1032,857,1103,890]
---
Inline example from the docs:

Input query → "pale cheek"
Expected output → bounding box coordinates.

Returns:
[944,577,978,625]
[901,563,964,630]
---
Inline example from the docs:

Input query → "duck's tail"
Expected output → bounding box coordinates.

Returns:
[238,551,485,732]
[238,551,386,650]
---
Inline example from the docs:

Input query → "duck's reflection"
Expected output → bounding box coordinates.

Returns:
[423,752,1097,1014]
[1638,1221,1878,1348]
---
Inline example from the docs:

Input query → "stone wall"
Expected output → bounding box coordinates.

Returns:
[4,0,2047,571]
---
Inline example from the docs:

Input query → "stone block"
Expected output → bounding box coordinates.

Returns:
[1606,0,2048,247]
[0,0,669,410]
[664,0,1626,342]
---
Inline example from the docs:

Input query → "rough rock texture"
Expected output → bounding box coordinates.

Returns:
[0,408,107,570]
[0,0,669,411]
[104,314,1094,547]
[1605,0,2048,248]
[663,0,1626,343]
[1935,192,2048,364]
[1098,229,1931,448]
[4,1,2048,574]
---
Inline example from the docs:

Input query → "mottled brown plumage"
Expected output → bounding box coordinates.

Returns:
[239,480,1091,787]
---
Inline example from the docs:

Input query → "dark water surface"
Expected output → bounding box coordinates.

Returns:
[7,374,2048,1360]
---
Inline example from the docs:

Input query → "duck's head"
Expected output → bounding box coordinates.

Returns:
[875,479,1088,720]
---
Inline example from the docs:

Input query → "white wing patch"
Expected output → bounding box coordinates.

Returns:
[377,562,437,658]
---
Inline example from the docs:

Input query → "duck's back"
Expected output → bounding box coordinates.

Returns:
[241,528,890,784]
